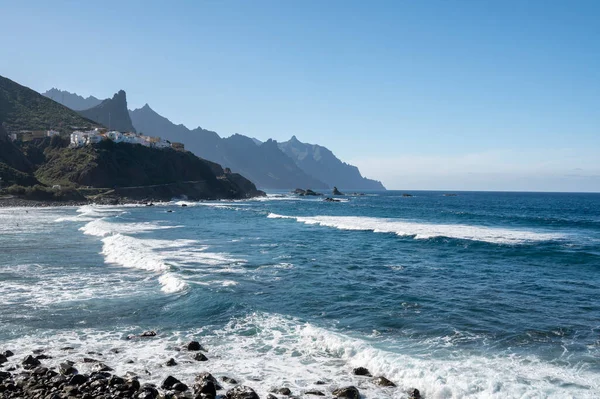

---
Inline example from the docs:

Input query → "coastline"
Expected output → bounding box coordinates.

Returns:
[0,339,415,399]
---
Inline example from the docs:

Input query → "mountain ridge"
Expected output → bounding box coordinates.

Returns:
[79,90,136,133]
[43,88,102,110]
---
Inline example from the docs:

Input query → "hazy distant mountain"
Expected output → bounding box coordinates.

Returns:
[79,90,136,132]
[279,136,386,190]
[129,104,327,189]
[43,88,102,110]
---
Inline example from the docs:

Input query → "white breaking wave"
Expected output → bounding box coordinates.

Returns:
[79,208,245,293]
[267,214,565,244]
[4,312,595,399]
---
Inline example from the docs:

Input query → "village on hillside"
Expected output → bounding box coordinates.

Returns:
[8,128,185,151]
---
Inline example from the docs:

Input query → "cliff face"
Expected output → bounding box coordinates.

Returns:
[129,104,328,189]
[279,136,386,190]
[79,90,136,132]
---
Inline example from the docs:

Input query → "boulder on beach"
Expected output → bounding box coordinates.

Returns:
[166,357,177,366]
[226,385,260,399]
[187,340,205,351]
[305,390,325,396]
[161,375,182,389]
[408,388,422,398]
[352,366,372,376]
[332,386,360,399]
[373,376,396,387]
[22,355,41,369]
[194,352,209,361]
[222,376,238,384]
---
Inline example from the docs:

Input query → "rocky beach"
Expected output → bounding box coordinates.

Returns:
[0,336,418,399]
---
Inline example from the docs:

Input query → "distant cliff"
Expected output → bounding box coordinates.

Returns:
[79,90,136,132]
[129,104,328,189]
[42,88,102,110]
[279,136,385,190]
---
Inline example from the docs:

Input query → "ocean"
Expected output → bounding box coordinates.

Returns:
[1,191,599,398]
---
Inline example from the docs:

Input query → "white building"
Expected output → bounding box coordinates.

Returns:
[86,135,103,145]
[70,131,86,147]
[106,131,124,143]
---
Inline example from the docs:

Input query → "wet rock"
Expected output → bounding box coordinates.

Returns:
[61,346,75,351]
[221,376,238,384]
[22,355,41,369]
[402,193,413,197]
[162,375,182,390]
[408,388,421,399]
[91,362,113,372]
[315,381,326,385]
[35,354,52,359]
[0,354,7,364]
[108,375,125,386]
[128,378,141,391]
[2,350,14,358]
[140,331,157,337]
[332,187,344,196]
[276,387,292,395]
[166,358,178,366]
[173,382,189,392]
[187,341,204,351]
[195,372,222,390]
[69,374,88,385]
[0,371,11,381]
[194,353,208,361]
[267,395,278,399]
[373,376,396,387]
[181,204,188,207]
[352,367,372,377]
[332,386,360,399]
[139,384,160,399]
[32,349,45,354]
[83,357,98,363]
[225,385,260,399]
[324,197,341,202]
[305,390,325,396]
[59,362,78,375]
[32,366,49,375]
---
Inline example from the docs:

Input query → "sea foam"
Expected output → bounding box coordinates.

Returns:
[267,214,565,244]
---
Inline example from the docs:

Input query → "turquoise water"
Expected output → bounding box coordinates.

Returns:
[1,191,599,398]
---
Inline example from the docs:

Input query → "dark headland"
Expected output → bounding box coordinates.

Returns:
[0,75,264,206]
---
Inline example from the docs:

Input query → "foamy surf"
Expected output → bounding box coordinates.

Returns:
[3,312,596,399]
[267,214,565,244]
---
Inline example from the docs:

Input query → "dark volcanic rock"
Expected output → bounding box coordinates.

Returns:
[408,388,421,398]
[141,331,157,337]
[332,187,344,196]
[194,352,209,361]
[0,354,7,364]
[276,387,292,395]
[353,367,372,376]
[22,355,41,369]
[373,376,396,387]
[68,374,88,385]
[187,341,204,351]
[161,375,181,390]
[2,350,14,358]
[173,382,189,392]
[166,358,177,366]
[194,379,217,397]
[59,362,77,375]
[305,390,325,396]
[332,386,360,399]
[225,385,260,399]
[324,197,341,202]
[222,376,238,385]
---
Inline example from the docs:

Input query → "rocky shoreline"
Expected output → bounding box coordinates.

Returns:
[0,336,422,399]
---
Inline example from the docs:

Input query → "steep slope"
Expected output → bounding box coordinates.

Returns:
[35,139,263,199]
[279,136,386,190]
[0,75,99,133]
[0,124,39,186]
[79,90,136,132]
[43,88,102,110]
[129,104,328,189]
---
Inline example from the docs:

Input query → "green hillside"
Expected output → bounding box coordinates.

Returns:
[0,75,100,133]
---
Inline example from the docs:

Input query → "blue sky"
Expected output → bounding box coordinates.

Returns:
[1,0,599,191]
